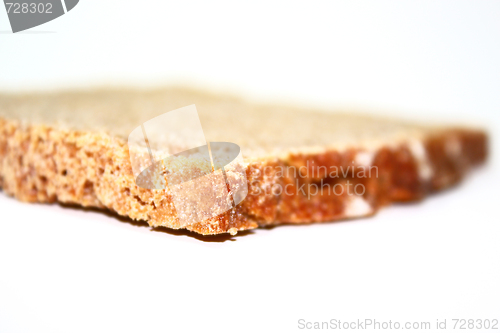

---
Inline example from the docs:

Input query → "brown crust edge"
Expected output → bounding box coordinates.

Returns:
[0,117,487,235]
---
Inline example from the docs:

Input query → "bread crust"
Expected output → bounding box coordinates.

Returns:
[0,113,487,235]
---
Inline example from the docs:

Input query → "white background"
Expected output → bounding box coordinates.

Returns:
[0,1,499,332]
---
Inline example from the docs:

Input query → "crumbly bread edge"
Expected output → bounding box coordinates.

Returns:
[0,117,487,235]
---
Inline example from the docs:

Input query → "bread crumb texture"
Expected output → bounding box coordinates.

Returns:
[0,89,488,235]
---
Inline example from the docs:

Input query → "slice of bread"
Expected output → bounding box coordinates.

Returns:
[0,88,487,235]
